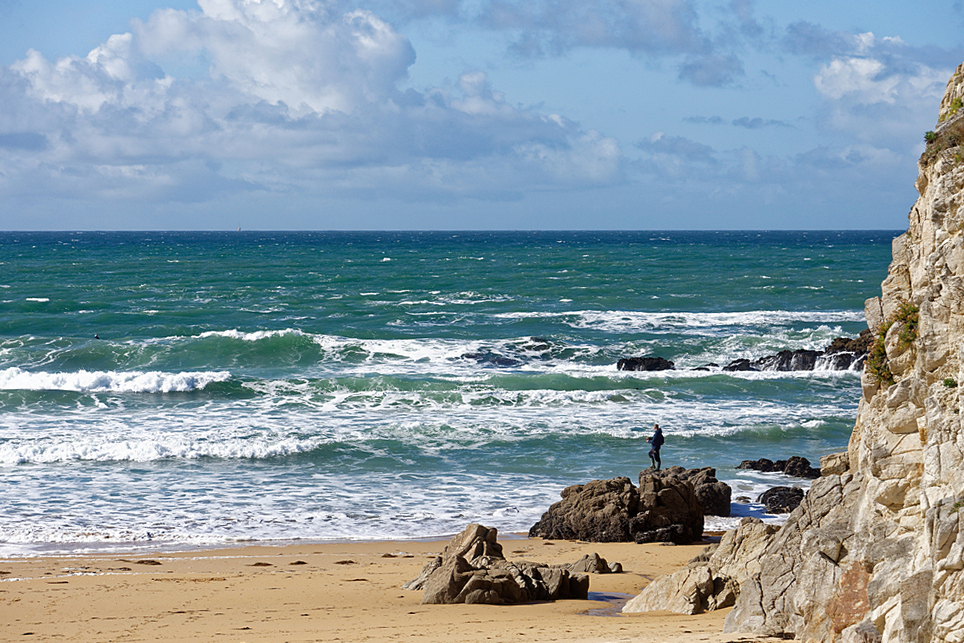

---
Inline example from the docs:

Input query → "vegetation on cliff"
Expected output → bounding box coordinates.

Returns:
[866,302,919,387]
[922,118,964,166]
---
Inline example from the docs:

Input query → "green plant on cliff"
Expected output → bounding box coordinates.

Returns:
[867,326,894,387]
[938,97,964,123]
[921,117,964,166]
[866,302,920,387]
[895,302,919,349]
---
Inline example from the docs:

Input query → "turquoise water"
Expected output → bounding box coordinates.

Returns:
[0,231,897,554]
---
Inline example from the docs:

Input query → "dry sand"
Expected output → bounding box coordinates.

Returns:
[0,536,778,643]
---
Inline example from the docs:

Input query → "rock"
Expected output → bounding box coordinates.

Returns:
[757,486,804,514]
[737,456,819,479]
[724,334,871,374]
[820,451,850,476]
[529,473,706,545]
[407,523,599,605]
[716,75,964,638]
[528,477,638,542]
[403,522,503,591]
[459,351,522,367]
[616,356,675,371]
[623,562,715,614]
[645,466,731,517]
[753,348,822,371]
[421,555,477,604]
[782,456,820,479]
[723,358,756,372]
[567,553,612,574]
[825,330,874,356]
[623,517,779,615]
[737,458,779,473]
[633,470,704,544]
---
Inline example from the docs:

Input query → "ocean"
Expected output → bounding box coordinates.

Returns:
[0,230,897,556]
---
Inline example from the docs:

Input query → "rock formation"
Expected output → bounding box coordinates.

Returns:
[737,456,821,479]
[528,477,640,542]
[617,356,675,371]
[756,486,804,514]
[529,471,713,544]
[718,63,964,642]
[633,470,705,544]
[404,523,605,604]
[622,518,779,615]
[646,466,732,517]
[722,332,873,372]
[618,333,871,373]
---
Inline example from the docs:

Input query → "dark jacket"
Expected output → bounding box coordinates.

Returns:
[650,428,664,449]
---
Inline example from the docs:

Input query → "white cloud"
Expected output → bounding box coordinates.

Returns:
[812,49,950,148]
[0,0,622,208]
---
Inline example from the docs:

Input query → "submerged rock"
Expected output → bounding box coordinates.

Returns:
[616,356,675,371]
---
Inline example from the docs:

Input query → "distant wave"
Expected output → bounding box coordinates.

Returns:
[0,367,230,393]
[495,309,865,332]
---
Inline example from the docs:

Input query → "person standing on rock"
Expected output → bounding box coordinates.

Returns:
[646,423,664,470]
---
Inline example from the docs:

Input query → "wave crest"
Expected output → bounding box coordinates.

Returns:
[0,367,231,393]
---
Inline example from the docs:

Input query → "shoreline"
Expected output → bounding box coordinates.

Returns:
[0,536,782,643]
[0,496,796,560]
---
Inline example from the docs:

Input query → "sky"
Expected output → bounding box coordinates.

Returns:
[1,0,963,230]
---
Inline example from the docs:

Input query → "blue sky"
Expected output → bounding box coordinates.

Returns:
[1,0,963,230]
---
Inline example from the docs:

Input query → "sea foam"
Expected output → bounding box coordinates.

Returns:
[0,367,230,393]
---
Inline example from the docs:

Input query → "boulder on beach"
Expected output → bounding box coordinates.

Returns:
[632,470,704,544]
[640,466,731,517]
[529,471,706,545]
[405,523,612,605]
[528,477,639,542]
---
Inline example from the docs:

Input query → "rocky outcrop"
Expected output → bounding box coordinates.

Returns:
[722,332,873,373]
[405,523,603,604]
[617,356,675,371]
[737,456,821,479]
[622,518,779,615]
[820,451,850,476]
[633,470,704,544]
[721,63,964,642]
[529,472,706,544]
[646,466,732,517]
[528,477,640,542]
[756,486,804,514]
[619,333,871,373]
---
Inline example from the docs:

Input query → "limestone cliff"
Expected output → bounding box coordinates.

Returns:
[723,63,964,643]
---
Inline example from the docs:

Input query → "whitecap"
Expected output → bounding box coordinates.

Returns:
[0,367,230,393]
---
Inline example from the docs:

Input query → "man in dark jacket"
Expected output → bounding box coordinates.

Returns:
[646,423,664,470]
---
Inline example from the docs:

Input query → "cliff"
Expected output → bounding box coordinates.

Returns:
[722,63,964,642]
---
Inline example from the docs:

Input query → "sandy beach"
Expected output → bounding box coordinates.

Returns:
[0,535,781,643]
